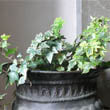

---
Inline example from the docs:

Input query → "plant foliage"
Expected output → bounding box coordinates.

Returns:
[0,17,110,86]
[68,16,110,73]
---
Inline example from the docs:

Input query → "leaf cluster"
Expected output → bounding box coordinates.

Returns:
[68,16,110,73]
[0,34,16,74]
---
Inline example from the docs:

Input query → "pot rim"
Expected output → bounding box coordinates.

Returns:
[29,68,98,75]
[30,70,81,74]
[27,69,99,83]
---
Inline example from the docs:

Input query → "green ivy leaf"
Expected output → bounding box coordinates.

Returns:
[52,17,64,37]
[28,61,37,69]
[35,58,44,65]
[5,48,16,56]
[63,42,73,51]
[0,94,6,100]
[1,34,10,40]
[58,53,66,65]
[56,66,65,71]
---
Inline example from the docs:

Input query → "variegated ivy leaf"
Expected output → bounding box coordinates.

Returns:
[39,42,50,49]
[46,52,54,64]
[44,31,53,40]
[56,42,62,51]
[9,64,18,72]
[36,49,42,55]
[8,71,19,85]
[82,62,94,74]
[18,76,26,85]
[67,59,77,71]
[27,47,35,54]
[27,47,41,56]
[86,48,93,57]
[35,33,44,43]
[52,47,58,54]
[1,41,8,48]
[18,64,28,75]
[75,48,84,55]
[31,40,38,47]
[17,60,28,85]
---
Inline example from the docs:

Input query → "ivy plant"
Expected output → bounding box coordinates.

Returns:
[0,34,16,99]
[1,16,110,87]
[7,18,73,85]
[68,16,110,73]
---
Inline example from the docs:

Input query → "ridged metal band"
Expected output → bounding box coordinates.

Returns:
[16,91,96,103]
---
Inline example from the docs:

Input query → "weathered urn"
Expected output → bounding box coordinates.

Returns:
[12,70,103,110]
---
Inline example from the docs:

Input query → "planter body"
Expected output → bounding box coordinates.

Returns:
[12,70,103,110]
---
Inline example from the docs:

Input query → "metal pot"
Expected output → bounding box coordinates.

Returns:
[12,70,103,110]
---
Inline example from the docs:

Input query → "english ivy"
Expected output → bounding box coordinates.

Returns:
[0,34,17,99]
[1,16,110,88]
[25,17,72,71]
[68,16,110,73]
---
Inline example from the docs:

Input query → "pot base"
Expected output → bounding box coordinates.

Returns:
[12,96,102,110]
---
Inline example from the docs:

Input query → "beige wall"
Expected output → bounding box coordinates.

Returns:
[0,0,78,110]
[82,0,110,107]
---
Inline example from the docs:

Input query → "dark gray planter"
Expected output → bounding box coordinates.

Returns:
[12,70,103,110]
